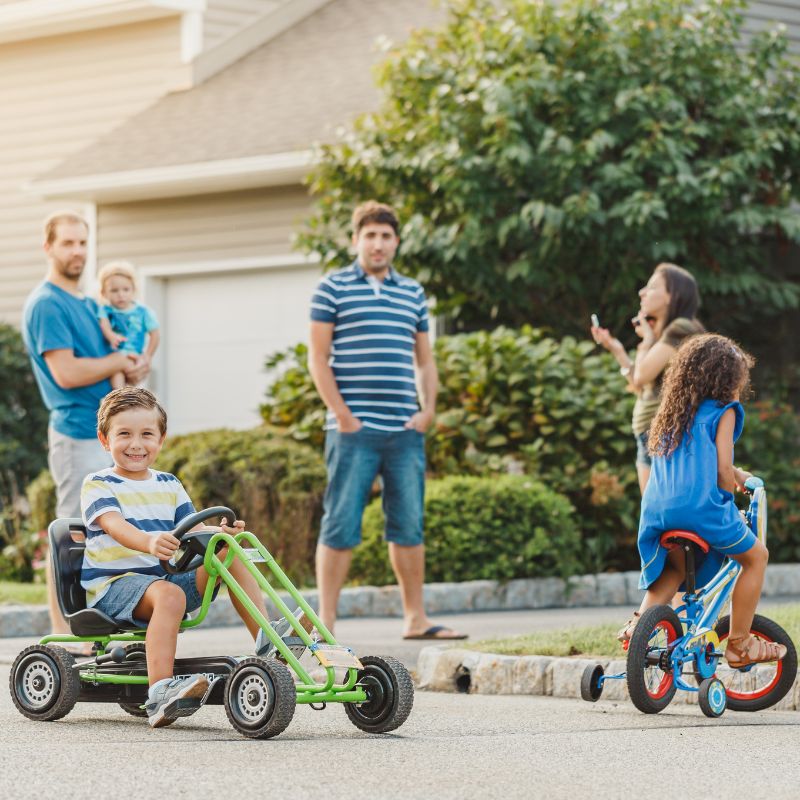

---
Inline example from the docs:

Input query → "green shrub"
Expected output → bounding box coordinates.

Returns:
[263,326,639,571]
[155,428,326,586]
[0,471,54,582]
[0,324,49,580]
[262,327,800,570]
[350,475,581,585]
[23,428,326,587]
[735,400,800,563]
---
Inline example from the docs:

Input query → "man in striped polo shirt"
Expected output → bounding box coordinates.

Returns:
[309,201,466,641]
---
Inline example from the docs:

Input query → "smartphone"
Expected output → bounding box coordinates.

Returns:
[590,313,600,328]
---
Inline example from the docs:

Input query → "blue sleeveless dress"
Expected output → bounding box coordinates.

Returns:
[637,399,757,590]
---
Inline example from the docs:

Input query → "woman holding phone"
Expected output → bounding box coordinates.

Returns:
[590,263,704,492]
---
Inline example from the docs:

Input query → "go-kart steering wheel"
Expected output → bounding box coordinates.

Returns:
[160,505,236,575]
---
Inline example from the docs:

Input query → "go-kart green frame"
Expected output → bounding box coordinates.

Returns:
[10,506,414,739]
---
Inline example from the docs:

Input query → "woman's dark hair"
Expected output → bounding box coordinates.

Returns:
[655,262,700,325]
[648,334,754,457]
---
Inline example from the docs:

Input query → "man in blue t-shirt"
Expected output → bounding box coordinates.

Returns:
[22,211,149,638]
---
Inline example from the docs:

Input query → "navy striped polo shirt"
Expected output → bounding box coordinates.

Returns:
[310,261,430,432]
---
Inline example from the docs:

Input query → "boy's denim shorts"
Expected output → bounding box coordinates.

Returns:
[92,571,217,628]
[319,427,425,550]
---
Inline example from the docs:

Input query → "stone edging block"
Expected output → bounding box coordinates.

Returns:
[416,646,799,712]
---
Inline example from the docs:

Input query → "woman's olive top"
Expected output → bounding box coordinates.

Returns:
[630,317,704,436]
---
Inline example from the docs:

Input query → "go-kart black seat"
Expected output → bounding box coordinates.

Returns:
[48,518,138,637]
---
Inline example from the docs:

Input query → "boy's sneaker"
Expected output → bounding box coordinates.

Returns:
[146,674,209,728]
[256,609,313,661]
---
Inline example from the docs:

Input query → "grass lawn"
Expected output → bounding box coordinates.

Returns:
[0,581,48,605]
[463,604,800,658]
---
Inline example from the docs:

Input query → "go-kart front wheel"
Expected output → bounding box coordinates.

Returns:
[224,657,296,739]
[345,655,414,734]
[10,645,80,721]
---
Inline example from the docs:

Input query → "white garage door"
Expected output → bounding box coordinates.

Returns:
[157,264,322,434]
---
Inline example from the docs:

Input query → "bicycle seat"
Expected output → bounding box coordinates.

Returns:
[659,530,710,553]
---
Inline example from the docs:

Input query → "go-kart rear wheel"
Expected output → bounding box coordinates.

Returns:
[224,657,295,739]
[345,655,414,734]
[626,605,683,714]
[711,614,797,712]
[119,643,148,718]
[10,645,80,721]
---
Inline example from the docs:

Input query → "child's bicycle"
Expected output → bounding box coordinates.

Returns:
[581,478,797,718]
[9,507,413,738]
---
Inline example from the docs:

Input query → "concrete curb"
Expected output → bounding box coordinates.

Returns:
[416,646,800,711]
[2,562,799,638]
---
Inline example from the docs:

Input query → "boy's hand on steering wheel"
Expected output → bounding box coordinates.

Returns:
[149,531,180,559]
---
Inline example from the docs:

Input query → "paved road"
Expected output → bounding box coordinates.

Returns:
[3,604,798,799]
[3,668,799,800]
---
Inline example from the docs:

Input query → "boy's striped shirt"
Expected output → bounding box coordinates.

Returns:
[310,261,429,431]
[80,467,195,605]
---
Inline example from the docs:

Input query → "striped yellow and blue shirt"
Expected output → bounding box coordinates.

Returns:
[80,468,195,605]
[310,261,430,432]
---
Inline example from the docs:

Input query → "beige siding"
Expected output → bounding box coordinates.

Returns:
[203,0,282,50]
[744,1,800,54]
[96,185,312,267]
[0,17,183,324]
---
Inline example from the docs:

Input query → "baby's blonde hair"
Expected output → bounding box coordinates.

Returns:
[97,261,138,298]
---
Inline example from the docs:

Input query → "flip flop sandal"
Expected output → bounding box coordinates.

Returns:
[402,625,468,640]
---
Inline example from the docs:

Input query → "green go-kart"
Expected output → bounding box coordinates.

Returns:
[9,506,414,739]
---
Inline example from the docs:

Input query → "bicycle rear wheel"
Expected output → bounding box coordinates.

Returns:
[627,605,683,714]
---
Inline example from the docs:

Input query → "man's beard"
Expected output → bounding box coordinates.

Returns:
[54,256,85,279]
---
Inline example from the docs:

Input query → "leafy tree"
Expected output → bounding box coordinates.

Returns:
[300,0,800,343]
[0,323,48,575]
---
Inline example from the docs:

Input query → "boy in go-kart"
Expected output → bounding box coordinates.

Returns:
[81,387,289,727]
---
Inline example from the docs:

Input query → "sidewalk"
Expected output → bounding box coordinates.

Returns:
[3,563,799,638]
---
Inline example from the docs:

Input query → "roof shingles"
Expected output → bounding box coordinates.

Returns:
[40,0,443,181]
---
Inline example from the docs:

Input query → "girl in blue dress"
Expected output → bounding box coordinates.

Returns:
[617,334,787,669]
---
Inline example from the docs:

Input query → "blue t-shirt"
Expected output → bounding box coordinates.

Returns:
[98,302,158,355]
[22,281,112,439]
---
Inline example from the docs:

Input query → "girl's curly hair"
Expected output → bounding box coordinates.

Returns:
[648,334,754,458]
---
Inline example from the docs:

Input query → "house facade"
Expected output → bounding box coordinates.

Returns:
[2,0,798,434]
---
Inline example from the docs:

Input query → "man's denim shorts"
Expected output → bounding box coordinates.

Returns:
[319,427,425,550]
[92,571,215,628]
[635,429,652,467]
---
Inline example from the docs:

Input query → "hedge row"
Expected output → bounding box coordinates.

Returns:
[263,326,800,568]
[20,432,579,588]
